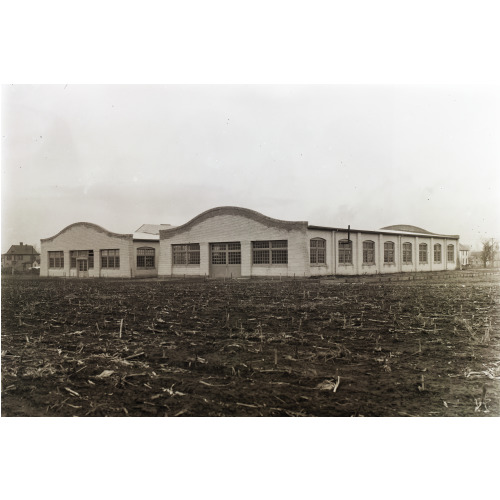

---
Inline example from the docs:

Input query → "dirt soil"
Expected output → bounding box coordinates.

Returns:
[2,272,499,416]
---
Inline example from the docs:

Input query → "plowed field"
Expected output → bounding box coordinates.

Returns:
[2,272,499,416]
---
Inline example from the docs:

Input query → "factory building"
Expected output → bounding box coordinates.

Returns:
[40,206,460,278]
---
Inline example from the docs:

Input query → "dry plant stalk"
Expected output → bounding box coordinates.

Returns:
[418,375,425,391]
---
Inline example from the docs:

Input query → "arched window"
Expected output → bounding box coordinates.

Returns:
[447,244,455,262]
[434,243,442,263]
[338,239,352,264]
[137,247,155,269]
[402,242,412,264]
[419,243,428,264]
[363,241,375,264]
[310,238,326,264]
[384,241,395,263]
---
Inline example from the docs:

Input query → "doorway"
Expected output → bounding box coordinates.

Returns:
[210,242,241,278]
[77,259,89,278]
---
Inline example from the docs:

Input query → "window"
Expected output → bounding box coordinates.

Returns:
[419,243,428,264]
[403,242,412,264]
[434,244,442,263]
[101,249,120,269]
[48,251,64,268]
[384,241,395,264]
[338,239,352,264]
[137,247,155,268]
[172,244,200,265]
[252,240,288,265]
[227,243,241,264]
[447,244,454,262]
[70,250,94,269]
[363,241,375,264]
[310,238,326,264]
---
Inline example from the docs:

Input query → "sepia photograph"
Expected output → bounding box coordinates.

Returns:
[2,84,499,417]
[1,2,499,499]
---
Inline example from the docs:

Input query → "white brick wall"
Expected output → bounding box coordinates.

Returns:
[159,212,309,278]
[39,212,459,279]
[40,223,134,278]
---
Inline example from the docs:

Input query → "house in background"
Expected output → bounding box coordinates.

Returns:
[459,243,470,268]
[2,243,40,273]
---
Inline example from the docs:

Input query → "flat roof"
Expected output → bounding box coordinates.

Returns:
[308,225,459,239]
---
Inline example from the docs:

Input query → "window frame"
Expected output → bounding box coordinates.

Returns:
[172,244,201,266]
[137,247,156,269]
[419,243,428,264]
[70,250,94,269]
[252,240,288,265]
[447,244,455,263]
[310,238,326,265]
[362,240,375,265]
[384,241,395,264]
[101,249,120,269]
[434,243,442,263]
[48,251,64,269]
[402,242,412,264]
[338,239,352,265]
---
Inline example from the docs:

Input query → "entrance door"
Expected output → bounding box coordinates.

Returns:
[210,242,241,278]
[77,259,89,278]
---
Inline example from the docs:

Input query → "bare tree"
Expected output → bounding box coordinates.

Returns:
[481,238,497,268]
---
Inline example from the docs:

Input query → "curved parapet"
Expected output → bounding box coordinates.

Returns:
[380,224,459,239]
[380,224,434,234]
[41,222,133,243]
[159,206,308,238]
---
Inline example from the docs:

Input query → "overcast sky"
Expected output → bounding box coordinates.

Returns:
[2,84,499,252]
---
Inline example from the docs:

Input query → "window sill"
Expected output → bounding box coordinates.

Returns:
[383,263,396,266]
[173,264,200,267]
[310,263,327,267]
[338,263,353,266]
[362,263,376,266]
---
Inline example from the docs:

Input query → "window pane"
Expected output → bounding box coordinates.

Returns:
[363,241,375,263]
[448,245,454,262]
[212,252,226,265]
[253,250,270,264]
[212,243,226,251]
[253,241,269,249]
[173,252,186,265]
[434,244,441,262]
[272,249,288,264]
[228,252,241,264]
[317,248,325,263]
[419,244,428,263]
[188,251,200,265]
[271,240,287,248]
